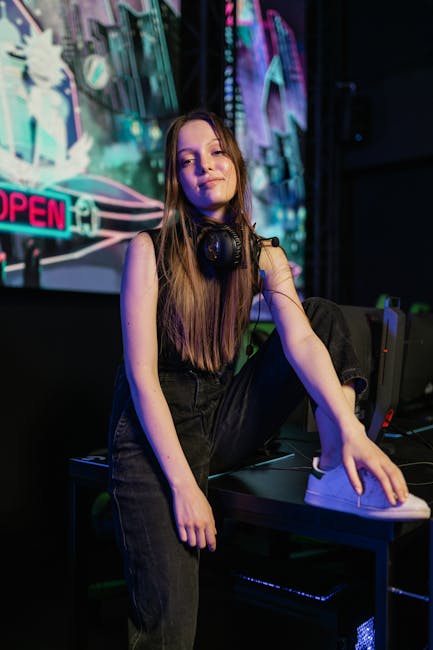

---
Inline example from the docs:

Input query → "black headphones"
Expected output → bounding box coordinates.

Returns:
[197,224,243,270]
[197,223,279,271]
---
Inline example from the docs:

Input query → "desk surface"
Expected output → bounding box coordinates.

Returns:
[69,431,433,549]
[208,444,430,550]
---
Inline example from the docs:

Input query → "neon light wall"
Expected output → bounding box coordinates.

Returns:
[0,0,180,292]
[225,0,307,291]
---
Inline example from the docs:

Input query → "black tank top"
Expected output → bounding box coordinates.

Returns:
[145,226,260,375]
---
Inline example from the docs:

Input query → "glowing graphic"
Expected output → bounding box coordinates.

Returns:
[0,0,180,292]
[226,0,307,289]
[0,4,91,188]
[82,53,111,90]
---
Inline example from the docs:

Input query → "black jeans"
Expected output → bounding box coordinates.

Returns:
[108,298,367,649]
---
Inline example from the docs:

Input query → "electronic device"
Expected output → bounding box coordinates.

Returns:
[366,297,406,442]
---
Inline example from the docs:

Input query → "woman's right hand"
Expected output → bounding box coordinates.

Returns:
[171,482,217,552]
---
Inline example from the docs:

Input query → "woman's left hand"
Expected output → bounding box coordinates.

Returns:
[341,433,409,505]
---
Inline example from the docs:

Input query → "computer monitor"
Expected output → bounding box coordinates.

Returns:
[397,312,433,416]
[365,298,406,442]
[340,298,406,443]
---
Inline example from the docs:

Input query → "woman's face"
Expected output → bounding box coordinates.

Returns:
[177,119,237,222]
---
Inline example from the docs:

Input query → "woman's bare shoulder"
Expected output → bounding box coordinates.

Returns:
[129,229,156,249]
[125,230,159,259]
[121,232,159,281]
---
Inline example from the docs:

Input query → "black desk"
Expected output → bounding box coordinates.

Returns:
[68,448,433,650]
[208,451,433,649]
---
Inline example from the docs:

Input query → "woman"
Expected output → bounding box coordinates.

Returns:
[108,109,429,649]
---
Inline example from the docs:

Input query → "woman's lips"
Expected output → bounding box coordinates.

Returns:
[199,178,223,188]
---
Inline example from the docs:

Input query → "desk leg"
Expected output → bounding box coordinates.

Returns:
[429,519,433,650]
[68,478,80,650]
[375,544,390,650]
[68,479,91,650]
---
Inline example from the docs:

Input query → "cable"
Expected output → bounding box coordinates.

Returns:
[396,461,433,486]
[277,437,318,463]
[385,423,433,452]
[245,438,315,472]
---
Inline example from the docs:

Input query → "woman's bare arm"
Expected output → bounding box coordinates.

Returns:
[120,232,217,550]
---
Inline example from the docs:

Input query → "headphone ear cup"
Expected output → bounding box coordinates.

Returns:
[198,225,242,270]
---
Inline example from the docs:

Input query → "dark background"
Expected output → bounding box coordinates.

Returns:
[339,0,433,311]
[1,0,432,647]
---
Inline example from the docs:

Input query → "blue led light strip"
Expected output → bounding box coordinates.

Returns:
[235,572,345,602]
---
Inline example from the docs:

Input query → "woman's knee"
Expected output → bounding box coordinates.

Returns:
[302,297,352,340]
[303,296,344,321]
[302,297,368,398]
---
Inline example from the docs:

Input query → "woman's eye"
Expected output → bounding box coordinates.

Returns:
[179,149,225,167]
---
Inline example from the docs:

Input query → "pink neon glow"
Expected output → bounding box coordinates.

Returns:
[96,210,163,221]
[7,191,26,221]
[266,10,306,95]
[53,175,165,209]
[0,188,66,230]
[29,195,66,230]
[6,231,133,272]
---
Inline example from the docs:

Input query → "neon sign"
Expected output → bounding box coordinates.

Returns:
[224,0,236,130]
[0,183,71,238]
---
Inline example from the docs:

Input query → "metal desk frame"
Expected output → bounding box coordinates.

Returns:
[68,453,433,650]
[208,454,433,650]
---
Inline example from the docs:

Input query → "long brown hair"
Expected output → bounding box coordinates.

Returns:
[157,109,259,372]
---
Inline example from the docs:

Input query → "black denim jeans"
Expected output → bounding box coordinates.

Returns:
[108,298,367,649]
